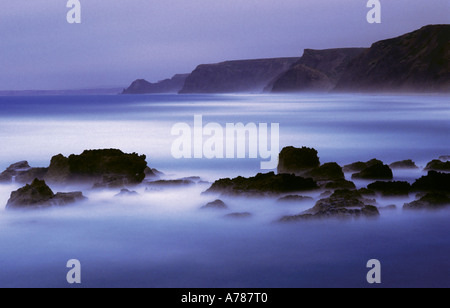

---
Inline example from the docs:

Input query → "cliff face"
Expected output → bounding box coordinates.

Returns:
[334,25,450,92]
[270,48,367,92]
[122,74,189,94]
[179,58,299,94]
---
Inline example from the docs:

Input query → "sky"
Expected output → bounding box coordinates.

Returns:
[0,0,448,90]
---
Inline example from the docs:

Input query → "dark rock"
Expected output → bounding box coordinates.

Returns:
[389,159,419,169]
[319,191,333,198]
[306,162,345,181]
[201,199,228,210]
[424,160,450,172]
[179,58,299,94]
[224,212,252,219]
[0,161,47,184]
[279,189,379,222]
[114,189,139,197]
[324,179,356,190]
[334,25,450,93]
[403,193,450,210]
[6,179,86,210]
[204,172,318,196]
[277,195,314,203]
[343,159,382,173]
[277,146,320,175]
[45,149,147,187]
[411,171,450,193]
[351,162,393,180]
[358,188,376,196]
[271,48,367,92]
[122,74,190,94]
[367,181,411,197]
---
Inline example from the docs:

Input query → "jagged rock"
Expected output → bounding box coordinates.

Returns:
[0,161,47,184]
[343,159,382,173]
[306,162,344,181]
[351,162,393,180]
[403,193,450,210]
[224,212,252,219]
[114,189,139,197]
[279,189,379,222]
[358,188,376,196]
[45,149,147,187]
[367,181,411,197]
[389,159,419,169]
[277,146,320,175]
[277,195,314,203]
[424,160,450,172]
[201,199,227,210]
[122,74,190,94]
[5,179,86,210]
[204,172,318,196]
[324,179,356,190]
[411,171,450,193]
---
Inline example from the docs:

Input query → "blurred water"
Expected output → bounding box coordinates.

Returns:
[0,93,449,288]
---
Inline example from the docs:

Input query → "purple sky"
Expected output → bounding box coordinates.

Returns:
[0,0,448,90]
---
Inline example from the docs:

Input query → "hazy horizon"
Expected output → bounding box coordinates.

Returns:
[0,0,449,91]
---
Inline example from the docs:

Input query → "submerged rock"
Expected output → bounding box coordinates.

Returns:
[204,172,318,196]
[411,171,450,193]
[146,179,196,188]
[224,212,252,219]
[351,162,393,180]
[279,189,379,222]
[403,193,450,210]
[6,179,86,210]
[201,199,228,210]
[367,181,411,197]
[114,189,139,197]
[424,160,450,172]
[389,159,419,169]
[277,146,320,175]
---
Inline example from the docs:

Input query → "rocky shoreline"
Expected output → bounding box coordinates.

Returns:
[1,147,449,221]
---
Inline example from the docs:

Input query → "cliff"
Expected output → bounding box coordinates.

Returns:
[122,74,189,94]
[179,58,299,93]
[270,48,367,92]
[334,25,450,93]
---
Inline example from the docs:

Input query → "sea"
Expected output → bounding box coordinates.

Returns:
[0,93,449,288]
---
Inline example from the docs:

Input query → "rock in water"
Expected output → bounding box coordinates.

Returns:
[45,149,148,187]
[411,171,450,193]
[201,199,228,210]
[204,172,318,196]
[404,193,450,210]
[424,160,450,172]
[279,189,379,222]
[277,146,320,175]
[343,159,382,173]
[367,181,411,197]
[389,159,419,169]
[5,179,86,210]
[351,162,393,180]
[0,161,48,184]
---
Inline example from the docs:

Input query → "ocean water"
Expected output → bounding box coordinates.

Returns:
[0,93,449,288]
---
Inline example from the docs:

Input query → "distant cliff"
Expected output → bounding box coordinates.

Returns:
[122,74,189,94]
[270,48,367,92]
[179,58,299,94]
[334,25,450,93]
